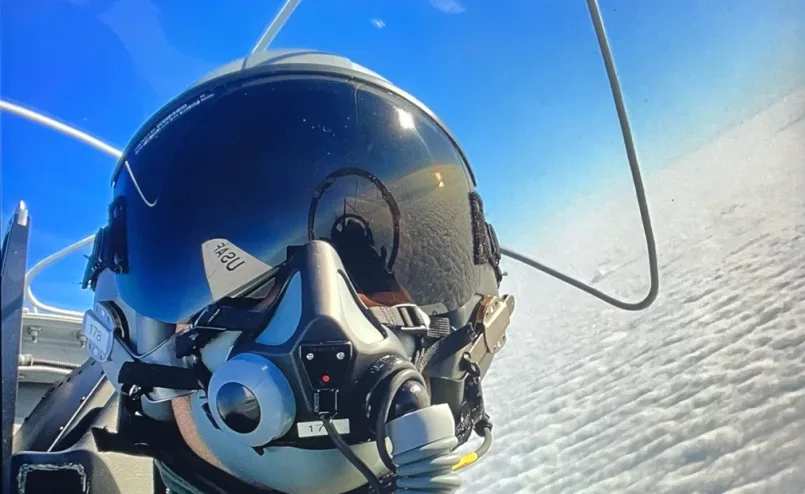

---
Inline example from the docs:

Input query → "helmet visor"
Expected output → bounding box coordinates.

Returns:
[113,72,483,324]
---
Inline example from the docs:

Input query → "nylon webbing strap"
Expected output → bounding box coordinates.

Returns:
[455,375,487,444]
[118,362,204,391]
[415,324,475,373]
[370,305,417,328]
[369,305,451,339]
[427,316,451,338]
[367,303,493,447]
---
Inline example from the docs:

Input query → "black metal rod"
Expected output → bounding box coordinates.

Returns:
[1,202,31,492]
[500,0,659,312]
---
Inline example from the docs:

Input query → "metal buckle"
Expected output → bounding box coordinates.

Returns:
[392,303,431,336]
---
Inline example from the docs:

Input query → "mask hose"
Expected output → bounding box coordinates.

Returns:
[323,361,464,493]
[386,401,462,493]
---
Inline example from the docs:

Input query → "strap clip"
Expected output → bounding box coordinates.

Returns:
[369,304,431,336]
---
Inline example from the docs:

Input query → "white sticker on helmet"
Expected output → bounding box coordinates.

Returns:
[202,238,272,301]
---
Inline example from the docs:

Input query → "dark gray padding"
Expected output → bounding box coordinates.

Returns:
[13,359,110,453]
[468,191,490,266]
[11,368,155,494]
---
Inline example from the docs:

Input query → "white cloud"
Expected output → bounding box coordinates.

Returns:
[371,18,386,29]
[428,0,466,15]
[461,88,805,493]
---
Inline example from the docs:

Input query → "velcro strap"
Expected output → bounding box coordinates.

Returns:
[118,362,204,391]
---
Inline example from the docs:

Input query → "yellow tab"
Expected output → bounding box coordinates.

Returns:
[452,452,479,471]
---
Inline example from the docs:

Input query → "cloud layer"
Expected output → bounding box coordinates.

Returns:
[461,88,805,493]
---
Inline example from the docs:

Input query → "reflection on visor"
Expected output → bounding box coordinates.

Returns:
[309,167,402,297]
[112,74,480,323]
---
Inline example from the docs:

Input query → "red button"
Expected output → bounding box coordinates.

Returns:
[322,375,330,383]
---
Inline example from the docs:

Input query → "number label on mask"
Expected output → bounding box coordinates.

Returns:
[297,419,350,438]
[82,311,114,362]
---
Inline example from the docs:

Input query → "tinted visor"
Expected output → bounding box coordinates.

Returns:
[113,73,482,324]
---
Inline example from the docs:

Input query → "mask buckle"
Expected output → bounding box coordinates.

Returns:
[368,303,431,337]
[175,299,275,358]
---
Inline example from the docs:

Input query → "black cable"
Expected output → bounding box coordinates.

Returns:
[475,427,493,459]
[322,416,384,494]
[375,368,426,472]
[499,0,659,312]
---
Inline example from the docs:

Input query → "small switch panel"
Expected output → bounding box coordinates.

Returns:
[300,342,352,390]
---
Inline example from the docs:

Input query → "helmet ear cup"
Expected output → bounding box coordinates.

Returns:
[207,354,296,447]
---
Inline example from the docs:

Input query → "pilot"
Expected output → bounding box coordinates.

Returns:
[81,50,513,494]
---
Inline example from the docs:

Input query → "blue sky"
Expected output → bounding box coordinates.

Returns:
[2,0,803,312]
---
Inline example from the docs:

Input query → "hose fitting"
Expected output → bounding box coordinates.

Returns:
[387,403,462,493]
